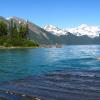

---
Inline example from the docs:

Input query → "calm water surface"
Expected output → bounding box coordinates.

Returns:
[0,45,100,100]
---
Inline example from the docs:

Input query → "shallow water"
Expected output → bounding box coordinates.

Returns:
[0,45,100,100]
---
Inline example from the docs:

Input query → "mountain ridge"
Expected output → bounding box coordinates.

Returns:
[43,24,100,38]
[0,16,100,45]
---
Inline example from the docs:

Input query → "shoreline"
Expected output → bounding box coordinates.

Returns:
[0,44,63,49]
[0,46,39,49]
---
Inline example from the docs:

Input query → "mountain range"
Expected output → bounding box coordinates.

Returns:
[0,16,100,45]
[43,24,100,38]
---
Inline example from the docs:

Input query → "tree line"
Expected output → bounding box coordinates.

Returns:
[0,19,39,47]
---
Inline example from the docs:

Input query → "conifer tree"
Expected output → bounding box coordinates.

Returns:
[19,21,29,38]
[24,20,29,39]
[12,23,18,36]
[9,19,14,38]
[0,21,8,36]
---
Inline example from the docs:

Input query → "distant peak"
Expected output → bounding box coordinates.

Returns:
[78,24,89,28]
[43,25,67,36]
[44,25,58,29]
[67,24,100,37]
[6,17,12,20]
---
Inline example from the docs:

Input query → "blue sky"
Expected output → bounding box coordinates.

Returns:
[0,0,100,28]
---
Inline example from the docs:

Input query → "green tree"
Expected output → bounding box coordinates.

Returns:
[19,23,28,38]
[12,23,18,37]
[0,21,8,36]
[0,19,39,47]
[25,20,29,38]
[8,19,14,38]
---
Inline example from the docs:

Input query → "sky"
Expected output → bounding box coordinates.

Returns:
[0,0,100,28]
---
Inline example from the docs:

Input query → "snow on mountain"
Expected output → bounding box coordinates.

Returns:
[5,17,100,38]
[44,24,100,38]
[67,24,100,38]
[43,25,67,36]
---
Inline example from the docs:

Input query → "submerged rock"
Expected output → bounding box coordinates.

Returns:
[33,97,41,100]
[96,58,100,60]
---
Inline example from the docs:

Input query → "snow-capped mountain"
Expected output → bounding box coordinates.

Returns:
[43,25,67,36]
[67,24,100,38]
[44,24,100,38]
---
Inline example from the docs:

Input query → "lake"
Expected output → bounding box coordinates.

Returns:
[0,45,100,100]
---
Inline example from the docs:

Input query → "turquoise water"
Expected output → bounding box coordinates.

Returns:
[0,45,100,82]
[0,45,100,100]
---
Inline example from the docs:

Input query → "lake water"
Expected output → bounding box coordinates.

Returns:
[0,45,100,100]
